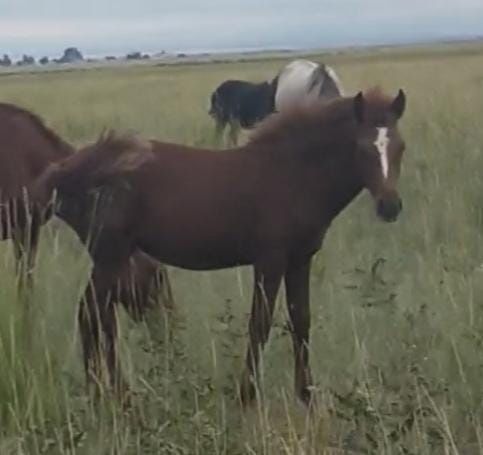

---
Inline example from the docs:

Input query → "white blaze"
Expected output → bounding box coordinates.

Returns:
[374,127,389,179]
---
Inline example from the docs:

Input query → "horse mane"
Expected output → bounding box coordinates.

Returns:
[0,102,73,156]
[322,65,344,96]
[52,130,153,193]
[249,97,352,149]
[249,86,393,149]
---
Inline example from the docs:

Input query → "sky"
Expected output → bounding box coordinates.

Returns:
[0,0,482,58]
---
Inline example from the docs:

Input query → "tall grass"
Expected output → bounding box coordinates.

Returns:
[0,44,483,453]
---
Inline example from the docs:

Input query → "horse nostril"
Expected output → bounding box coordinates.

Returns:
[377,199,385,214]
[377,197,402,222]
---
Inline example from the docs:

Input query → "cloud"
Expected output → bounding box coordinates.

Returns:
[0,20,164,40]
[0,2,481,57]
[2,0,483,21]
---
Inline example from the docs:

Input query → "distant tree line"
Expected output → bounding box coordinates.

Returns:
[0,47,168,68]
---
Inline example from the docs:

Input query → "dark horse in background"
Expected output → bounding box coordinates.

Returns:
[209,79,277,144]
[209,59,344,144]
[0,102,173,320]
[34,88,406,406]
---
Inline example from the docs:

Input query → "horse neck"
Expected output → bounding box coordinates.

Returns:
[323,163,363,222]
[290,141,364,223]
[52,138,75,160]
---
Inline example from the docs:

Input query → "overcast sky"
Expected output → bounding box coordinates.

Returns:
[1,0,482,57]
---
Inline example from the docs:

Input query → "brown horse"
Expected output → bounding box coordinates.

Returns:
[0,102,173,320]
[0,102,72,289]
[33,87,406,405]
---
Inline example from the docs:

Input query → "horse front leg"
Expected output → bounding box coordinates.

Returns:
[240,255,285,406]
[285,257,313,406]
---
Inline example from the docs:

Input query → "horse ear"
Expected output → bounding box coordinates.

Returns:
[391,89,406,119]
[353,92,365,123]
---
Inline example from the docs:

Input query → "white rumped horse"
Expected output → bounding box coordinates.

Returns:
[274,59,344,111]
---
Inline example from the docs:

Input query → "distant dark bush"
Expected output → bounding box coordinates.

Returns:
[126,52,142,60]
[0,54,11,66]
[17,55,35,66]
[58,47,84,63]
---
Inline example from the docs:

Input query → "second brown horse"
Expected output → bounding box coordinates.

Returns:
[0,102,173,331]
[34,88,406,405]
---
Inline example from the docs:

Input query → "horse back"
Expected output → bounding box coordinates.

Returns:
[274,60,343,111]
[0,104,72,198]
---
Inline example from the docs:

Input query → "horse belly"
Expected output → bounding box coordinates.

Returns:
[140,235,253,271]
[137,216,254,271]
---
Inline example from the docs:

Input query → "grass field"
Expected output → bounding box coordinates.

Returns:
[1,43,483,454]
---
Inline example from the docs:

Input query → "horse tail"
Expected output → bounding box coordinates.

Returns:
[209,91,218,116]
[269,75,279,112]
[34,131,153,201]
[306,64,344,100]
[307,65,326,94]
[322,65,344,97]
[79,131,153,188]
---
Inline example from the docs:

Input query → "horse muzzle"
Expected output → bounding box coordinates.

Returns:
[376,196,402,222]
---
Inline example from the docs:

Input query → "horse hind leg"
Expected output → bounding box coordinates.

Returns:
[12,199,41,348]
[79,262,129,401]
[11,191,41,292]
[228,120,241,146]
[137,264,176,347]
[213,119,226,146]
[155,264,175,312]
[13,221,40,295]
[119,257,175,320]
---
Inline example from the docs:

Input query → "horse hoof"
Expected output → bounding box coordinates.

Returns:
[299,388,312,406]
[239,374,257,407]
[297,385,317,410]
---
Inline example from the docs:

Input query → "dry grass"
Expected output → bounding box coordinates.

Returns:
[0,43,483,453]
